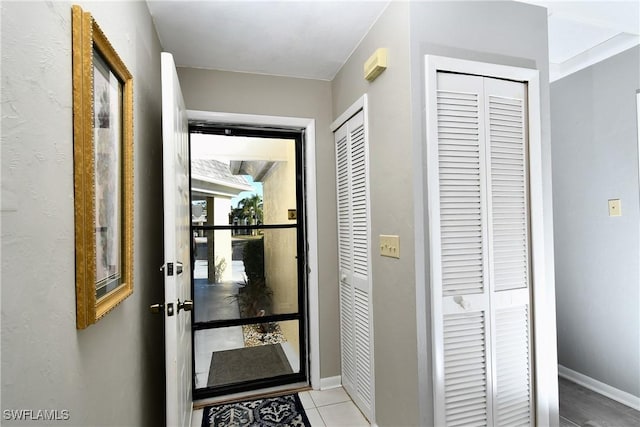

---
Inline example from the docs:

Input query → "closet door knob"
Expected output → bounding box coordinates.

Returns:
[453,296,470,310]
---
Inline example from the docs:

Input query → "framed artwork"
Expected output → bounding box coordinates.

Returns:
[72,5,133,329]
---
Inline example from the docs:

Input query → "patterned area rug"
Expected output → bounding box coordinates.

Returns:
[201,394,311,427]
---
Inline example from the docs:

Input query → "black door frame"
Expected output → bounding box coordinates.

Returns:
[188,124,309,399]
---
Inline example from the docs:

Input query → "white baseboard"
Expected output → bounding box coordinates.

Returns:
[558,364,640,411]
[319,375,342,390]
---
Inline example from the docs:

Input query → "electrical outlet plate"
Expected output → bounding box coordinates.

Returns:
[379,234,400,258]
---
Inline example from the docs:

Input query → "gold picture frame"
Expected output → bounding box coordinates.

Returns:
[72,5,133,329]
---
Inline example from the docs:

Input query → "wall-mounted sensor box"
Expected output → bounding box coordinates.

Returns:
[364,48,388,82]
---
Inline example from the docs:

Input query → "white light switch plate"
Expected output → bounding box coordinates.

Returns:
[379,235,400,258]
[608,199,622,217]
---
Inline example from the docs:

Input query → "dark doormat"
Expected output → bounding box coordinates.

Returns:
[207,344,293,387]
[201,394,310,427]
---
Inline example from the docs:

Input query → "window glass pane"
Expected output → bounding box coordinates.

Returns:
[190,134,297,228]
[193,228,299,323]
[194,320,300,389]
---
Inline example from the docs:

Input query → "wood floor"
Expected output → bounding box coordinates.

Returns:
[560,377,640,427]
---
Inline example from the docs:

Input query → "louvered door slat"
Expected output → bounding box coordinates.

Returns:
[350,122,369,279]
[494,306,531,427]
[437,87,486,297]
[488,94,529,293]
[339,281,355,388]
[443,312,488,427]
[336,133,351,272]
[354,287,372,410]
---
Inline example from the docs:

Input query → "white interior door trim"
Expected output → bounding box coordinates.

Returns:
[421,55,558,426]
[636,90,640,275]
[186,109,320,390]
[330,94,367,132]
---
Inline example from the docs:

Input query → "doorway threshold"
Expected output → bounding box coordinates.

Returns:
[193,382,311,409]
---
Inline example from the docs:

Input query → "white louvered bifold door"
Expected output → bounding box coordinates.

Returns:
[435,73,494,427]
[334,110,374,421]
[485,78,533,427]
[335,123,356,397]
[431,72,533,427]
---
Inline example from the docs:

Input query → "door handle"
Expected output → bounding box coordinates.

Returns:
[177,299,193,313]
[160,262,183,276]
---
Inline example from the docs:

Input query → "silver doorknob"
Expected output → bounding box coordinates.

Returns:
[149,303,164,314]
[177,299,193,313]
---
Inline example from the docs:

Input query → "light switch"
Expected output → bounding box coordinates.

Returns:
[379,235,400,258]
[608,199,622,217]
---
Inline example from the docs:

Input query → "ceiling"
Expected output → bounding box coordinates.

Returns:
[146,0,640,82]
[520,1,639,80]
[146,0,390,80]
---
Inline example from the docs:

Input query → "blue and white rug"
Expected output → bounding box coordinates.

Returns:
[201,393,311,427]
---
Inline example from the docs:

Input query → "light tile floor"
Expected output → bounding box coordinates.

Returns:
[192,387,370,427]
[301,387,370,427]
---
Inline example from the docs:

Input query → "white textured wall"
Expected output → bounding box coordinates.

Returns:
[1,1,164,425]
[551,46,640,398]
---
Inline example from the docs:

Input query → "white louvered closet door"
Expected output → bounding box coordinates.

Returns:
[485,77,533,427]
[432,72,533,427]
[334,110,374,421]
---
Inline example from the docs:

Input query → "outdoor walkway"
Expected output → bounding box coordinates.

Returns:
[193,259,246,389]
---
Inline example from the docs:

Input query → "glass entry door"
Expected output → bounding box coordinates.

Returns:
[189,126,307,398]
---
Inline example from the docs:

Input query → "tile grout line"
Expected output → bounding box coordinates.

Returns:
[302,392,327,427]
[308,389,352,408]
[316,407,328,427]
[305,389,359,427]
[316,399,352,408]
